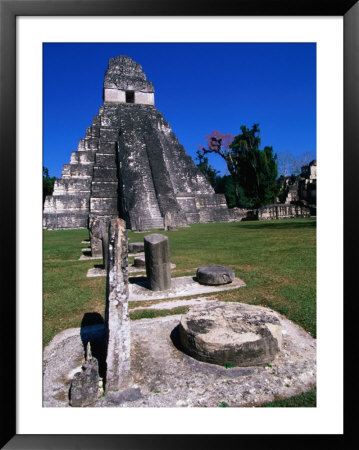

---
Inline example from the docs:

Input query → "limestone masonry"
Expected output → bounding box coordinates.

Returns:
[43,55,239,231]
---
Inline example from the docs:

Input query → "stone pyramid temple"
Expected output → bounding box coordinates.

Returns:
[43,56,239,233]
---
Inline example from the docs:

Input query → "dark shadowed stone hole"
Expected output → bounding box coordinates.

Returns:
[80,313,106,379]
[169,324,256,377]
[170,325,184,352]
[126,90,135,103]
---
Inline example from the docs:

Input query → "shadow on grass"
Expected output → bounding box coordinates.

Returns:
[239,219,316,230]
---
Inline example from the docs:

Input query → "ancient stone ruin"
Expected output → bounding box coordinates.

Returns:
[197,265,235,286]
[43,227,316,408]
[278,159,317,215]
[178,302,282,367]
[104,218,132,391]
[144,233,171,291]
[43,55,239,233]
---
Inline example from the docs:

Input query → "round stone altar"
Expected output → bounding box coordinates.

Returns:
[196,265,235,285]
[178,301,282,367]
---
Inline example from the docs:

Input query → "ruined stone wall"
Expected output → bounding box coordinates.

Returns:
[282,160,317,212]
[257,204,311,220]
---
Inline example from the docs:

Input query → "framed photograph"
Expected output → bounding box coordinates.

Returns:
[1,0,356,448]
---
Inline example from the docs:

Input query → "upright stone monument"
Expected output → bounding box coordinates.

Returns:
[104,218,132,391]
[144,234,171,291]
[43,55,240,233]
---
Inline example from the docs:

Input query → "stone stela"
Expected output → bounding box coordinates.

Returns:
[104,218,132,391]
[144,234,171,291]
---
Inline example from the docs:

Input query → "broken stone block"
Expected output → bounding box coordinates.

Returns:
[144,234,171,291]
[178,302,282,367]
[134,256,146,268]
[69,357,99,407]
[89,217,108,258]
[128,242,144,254]
[196,265,235,285]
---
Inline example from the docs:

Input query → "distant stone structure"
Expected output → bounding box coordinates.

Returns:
[43,55,239,233]
[237,159,316,221]
[280,160,317,215]
[257,204,310,220]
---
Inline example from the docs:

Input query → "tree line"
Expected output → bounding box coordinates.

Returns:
[43,166,56,205]
[196,125,315,209]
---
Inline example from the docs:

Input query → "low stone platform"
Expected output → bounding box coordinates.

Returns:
[79,250,146,261]
[129,297,215,312]
[129,276,246,301]
[87,263,176,278]
[42,307,316,407]
[79,253,102,261]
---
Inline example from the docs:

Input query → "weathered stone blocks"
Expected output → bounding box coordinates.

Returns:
[89,217,108,258]
[178,302,282,367]
[69,357,99,407]
[197,265,235,285]
[128,242,144,253]
[144,233,171,291]
[105,218,132,391]
[134,256,146,268]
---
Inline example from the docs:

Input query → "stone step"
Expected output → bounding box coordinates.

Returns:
[93,167,118,181]
[43,195,90,213]
[98,142,117,154]
[139,218,164,230]
[84,137,99,151]
[42,211,88,230]
[70,150,96,165]
[90,197,118,215]
[62,164,93,179]
[91,181,118,197]
[85,125,100,138]
[99,128,120,142]
[52,178,92,195]
[94,153,117,167]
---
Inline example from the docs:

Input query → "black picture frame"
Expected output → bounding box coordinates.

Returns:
[1,0,356,448]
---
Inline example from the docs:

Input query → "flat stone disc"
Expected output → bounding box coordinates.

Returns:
[178,301,282,367]
[197,265,235,285]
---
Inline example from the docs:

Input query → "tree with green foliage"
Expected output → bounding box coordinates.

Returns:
[199,125,279,208]
[43,166,56,205]
[199,130,240,206]
[195,149,220,189]
[214,175,237,208]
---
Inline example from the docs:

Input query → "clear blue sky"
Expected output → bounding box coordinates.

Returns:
[43,43,316,178]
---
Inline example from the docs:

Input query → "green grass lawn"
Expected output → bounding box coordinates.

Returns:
[43,218,316,406]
